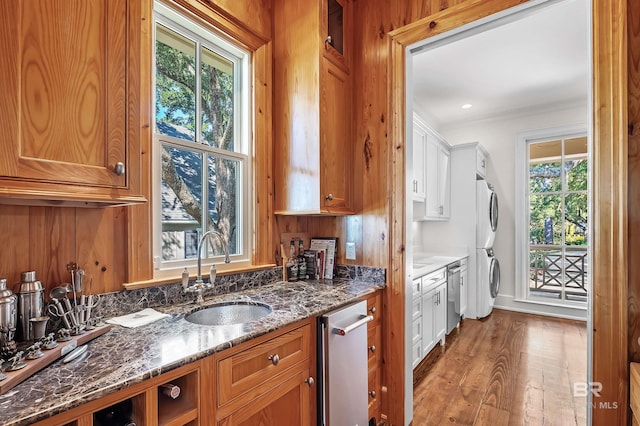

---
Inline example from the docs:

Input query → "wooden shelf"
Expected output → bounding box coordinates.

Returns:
[158,397,198,426]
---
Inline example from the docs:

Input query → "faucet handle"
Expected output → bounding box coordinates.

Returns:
[209,264,217,284]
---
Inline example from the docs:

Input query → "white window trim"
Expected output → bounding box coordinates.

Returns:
[514,123,588,307]
[152,2,253,278]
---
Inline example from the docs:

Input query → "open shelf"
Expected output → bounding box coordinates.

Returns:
[157,369,200,426]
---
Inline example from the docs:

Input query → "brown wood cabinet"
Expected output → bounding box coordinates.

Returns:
[273,0,354,215]
[364,291,384,423]
[31,319,316,426]
[32,362,201,426]
[214,320,315,426]
[0,0,146,207]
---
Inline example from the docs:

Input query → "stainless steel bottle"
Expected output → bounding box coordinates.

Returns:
[0,278,17,356]
[16,271,45,342]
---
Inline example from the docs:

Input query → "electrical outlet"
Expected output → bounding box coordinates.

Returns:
[346,242,356,260]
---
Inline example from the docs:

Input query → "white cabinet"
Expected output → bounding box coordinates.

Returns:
[413,116,451,221]
[412,114,427,201]
[412,267,447,367]
[476,145,488,178]
[423,283,446,355]
[460,258,468,318]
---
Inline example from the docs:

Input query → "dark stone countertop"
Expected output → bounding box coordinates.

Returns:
[0,278,384,425]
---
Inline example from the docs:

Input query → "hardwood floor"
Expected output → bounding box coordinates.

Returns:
[413,309,587,425]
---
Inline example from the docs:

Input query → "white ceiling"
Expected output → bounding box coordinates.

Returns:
[411,0,589,129]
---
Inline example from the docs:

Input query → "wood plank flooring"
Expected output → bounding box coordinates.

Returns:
[413,309,587,425]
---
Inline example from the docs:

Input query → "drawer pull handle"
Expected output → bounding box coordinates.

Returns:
[369,306,377,314]
[305,377,315,386]
[268,354,280,365]
[369,390,376,398]
[369,345,376,353]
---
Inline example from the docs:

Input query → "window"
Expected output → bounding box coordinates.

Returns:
[515,126,589,307]
[153,2,251,273]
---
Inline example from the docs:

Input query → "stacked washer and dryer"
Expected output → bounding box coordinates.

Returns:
[476,180,500,318]
[420,142,500,319]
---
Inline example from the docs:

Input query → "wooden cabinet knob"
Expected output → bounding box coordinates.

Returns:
[114,162,125,176]
[369,306,376,314]
[305,377,315,386]
[369,390,376,398]
[369,345,376,353]
[268,354,280,365]
[325,193,334,201]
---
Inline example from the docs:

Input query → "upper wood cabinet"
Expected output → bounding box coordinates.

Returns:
[0,0,147,207]
[273,0,354,215]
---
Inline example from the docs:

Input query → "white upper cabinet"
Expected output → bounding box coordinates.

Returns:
[412,114,427,202]
[413,114,451,221]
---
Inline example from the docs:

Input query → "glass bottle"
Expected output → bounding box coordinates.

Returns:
[297,239,307,280]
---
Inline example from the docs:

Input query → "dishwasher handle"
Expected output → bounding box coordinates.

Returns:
[333,314,373,336]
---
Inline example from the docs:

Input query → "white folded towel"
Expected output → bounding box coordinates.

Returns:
[106,308,170,328]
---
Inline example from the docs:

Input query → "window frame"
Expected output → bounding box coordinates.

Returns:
[151,2,253,277]
[514,123,589,309]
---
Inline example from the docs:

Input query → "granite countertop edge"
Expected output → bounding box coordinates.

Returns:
[0,278,384,426]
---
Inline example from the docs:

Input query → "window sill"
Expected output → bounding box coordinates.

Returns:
[123,263,277,290]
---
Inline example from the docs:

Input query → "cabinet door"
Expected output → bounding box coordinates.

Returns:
[421,290,436,356]
[460,267,468,317]
[412,122,426,201]
[434,284,447,343]
[424,134,440,218]
[438,144,451,218]
[320,58,352,213]
[0,0,129,189]
[217,367,313,426]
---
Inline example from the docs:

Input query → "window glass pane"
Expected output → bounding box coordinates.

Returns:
[155,24,196,142]
[201,46,234,150]
[529,194,562,245]
[565,158,587,191]
[161,145,203,261]
[207,156,240,256]
[565,193,587,245]
[529,140,562,193]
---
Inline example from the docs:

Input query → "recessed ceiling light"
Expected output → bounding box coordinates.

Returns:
[462,104,473,109]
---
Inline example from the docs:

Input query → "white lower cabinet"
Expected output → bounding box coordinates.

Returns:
[460,258,468,318]
[412,267,447,367]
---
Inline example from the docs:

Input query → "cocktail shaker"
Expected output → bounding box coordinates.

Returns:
[16,271,45,342]
[0,278,17,356]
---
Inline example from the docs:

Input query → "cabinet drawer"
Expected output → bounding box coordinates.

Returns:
[412,296,422,321]
[367,364,381,418]
[412,317,422,344]
[367,324,382,368]
[217,323,311,407]
[365,291,382,326]
[412,278,422,296]
[412,340,422,368]
[421,268,446,294]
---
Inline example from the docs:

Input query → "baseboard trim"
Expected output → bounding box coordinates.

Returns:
[494,294,588,321]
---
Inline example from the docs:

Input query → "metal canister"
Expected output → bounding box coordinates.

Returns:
[0,278,17,355]
[16,271,45,342]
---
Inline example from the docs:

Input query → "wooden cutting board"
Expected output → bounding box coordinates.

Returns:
[0,324,111,395]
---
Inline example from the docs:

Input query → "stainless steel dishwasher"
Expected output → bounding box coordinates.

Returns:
[318,300,373,426]
[447,262,461,334]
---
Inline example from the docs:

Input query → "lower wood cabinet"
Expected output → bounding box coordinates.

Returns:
[30,313,387,426]
[211,320,315,426]
[363,291,384,424]
[33,362,201,426]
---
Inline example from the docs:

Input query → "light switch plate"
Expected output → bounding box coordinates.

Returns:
[346,242,356,260]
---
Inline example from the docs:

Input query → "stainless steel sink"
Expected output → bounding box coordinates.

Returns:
[184,302,272,326]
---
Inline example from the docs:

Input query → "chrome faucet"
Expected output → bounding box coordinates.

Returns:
[183,230,231,304]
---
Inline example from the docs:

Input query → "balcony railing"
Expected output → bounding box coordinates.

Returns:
[529,246,588,302]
